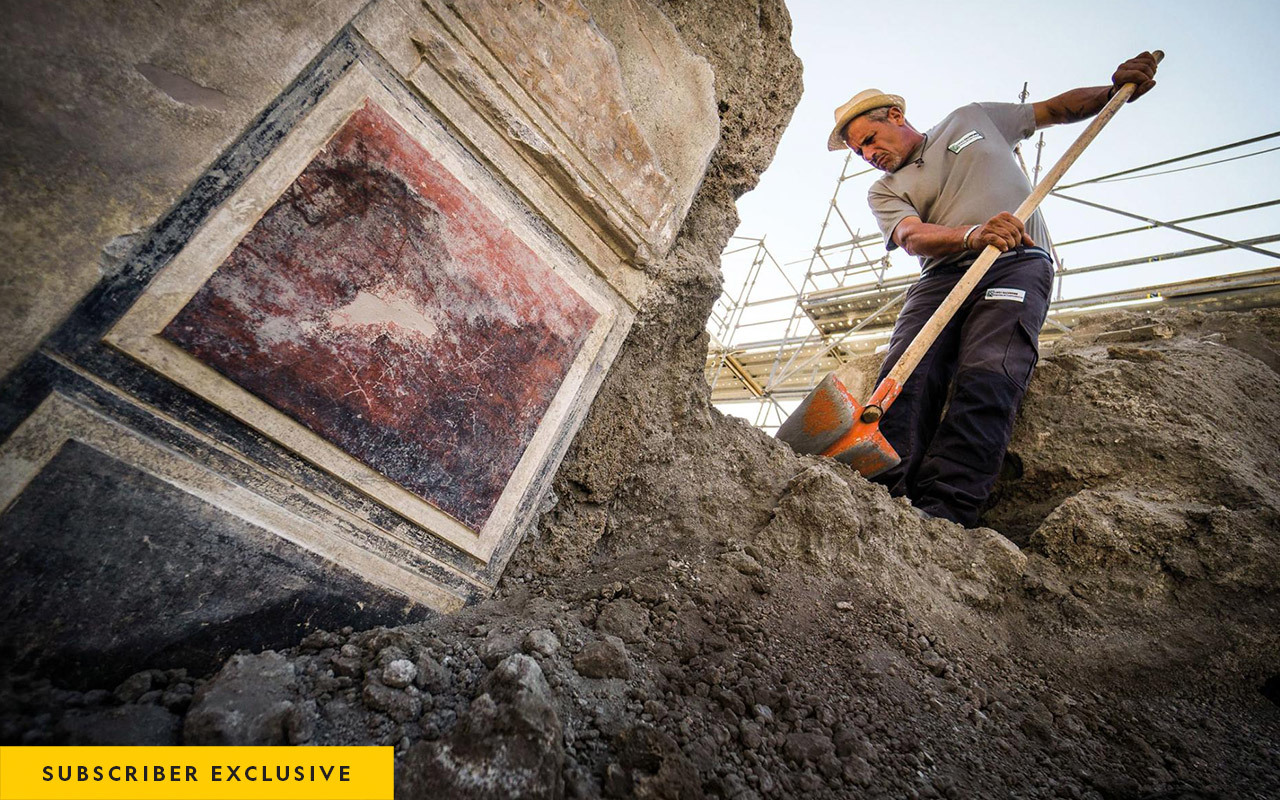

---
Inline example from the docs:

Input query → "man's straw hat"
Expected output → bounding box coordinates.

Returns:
[827,89,905,151]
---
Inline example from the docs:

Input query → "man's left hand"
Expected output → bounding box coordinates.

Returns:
[1112,52,1159,102]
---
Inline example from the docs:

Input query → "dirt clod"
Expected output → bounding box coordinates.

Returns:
[574,637,631,680]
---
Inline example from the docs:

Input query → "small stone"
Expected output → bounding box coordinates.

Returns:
[630,578,669,605]
[113,671,153,704]
[844,755,873,786]
[643,699,668,722]
[362,681,422,723]
[331,655,363,678]
[183,652,299,745]
[136,690,163,706]
[160,685,194,713]
[414,655,451,693]
[376,646,409,667]
[399,655,562,798]
[382,659,417,689]
[919,649,948,677]
[783,731,834,764]
[835,601,855,611]
[523,629,560,657]
[479,631,522,668]
[722,550,762,576]
[595,599,650,643]
[298,630,341,652]
[1021,708,1057,743]
[835,727,874,760]
[573,636,630,679]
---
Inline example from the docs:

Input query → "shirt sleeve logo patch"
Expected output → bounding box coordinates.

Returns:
[947,130,984,153]
[984,287,1026,302]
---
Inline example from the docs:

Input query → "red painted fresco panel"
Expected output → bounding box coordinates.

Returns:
[163,100,599,531]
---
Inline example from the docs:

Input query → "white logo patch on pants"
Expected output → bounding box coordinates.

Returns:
[985,288,1026,302]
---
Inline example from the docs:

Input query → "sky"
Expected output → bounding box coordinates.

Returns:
[722,0,1280,358]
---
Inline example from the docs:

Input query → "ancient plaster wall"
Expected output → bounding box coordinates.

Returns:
[1,0,369,380]
[0,0,730,687]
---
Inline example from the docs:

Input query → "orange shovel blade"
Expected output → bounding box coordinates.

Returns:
[775,374,902,479]
[828,422,900,479]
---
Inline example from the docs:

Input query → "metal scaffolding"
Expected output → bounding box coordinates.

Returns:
[706,129,1280,430]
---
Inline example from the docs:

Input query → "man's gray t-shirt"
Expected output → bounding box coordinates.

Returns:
[867,102,1049,273]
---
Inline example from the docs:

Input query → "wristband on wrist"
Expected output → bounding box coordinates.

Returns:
[962,224,981,251]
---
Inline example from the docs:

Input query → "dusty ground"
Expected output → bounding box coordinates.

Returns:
[7,304,1279,800]
[3,1,1278,798]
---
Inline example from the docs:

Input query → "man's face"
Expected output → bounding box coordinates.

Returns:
[843,106,914,172]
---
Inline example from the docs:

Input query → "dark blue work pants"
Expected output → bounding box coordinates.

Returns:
[872,248,1052,526]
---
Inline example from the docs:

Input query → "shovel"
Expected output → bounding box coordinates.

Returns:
[776,51,1163,477]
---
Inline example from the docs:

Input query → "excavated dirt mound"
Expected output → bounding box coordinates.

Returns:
[986,309,1280,683]
[4,1,1279,798]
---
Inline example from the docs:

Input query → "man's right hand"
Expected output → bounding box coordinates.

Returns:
[971,212,1035,252]
[1111,51,1159,102]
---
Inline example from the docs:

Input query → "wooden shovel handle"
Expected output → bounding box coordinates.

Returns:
[876,51,1164,406]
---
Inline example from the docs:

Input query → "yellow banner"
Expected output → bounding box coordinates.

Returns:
[0,747,393,800]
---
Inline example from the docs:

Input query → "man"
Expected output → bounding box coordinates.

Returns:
[828,52,1158,526]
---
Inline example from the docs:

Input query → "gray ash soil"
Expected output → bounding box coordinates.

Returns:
[3,1,1279,797]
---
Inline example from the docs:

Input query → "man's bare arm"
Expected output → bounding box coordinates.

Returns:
[1032,86,1112,129]
[1032,51,1158,130]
